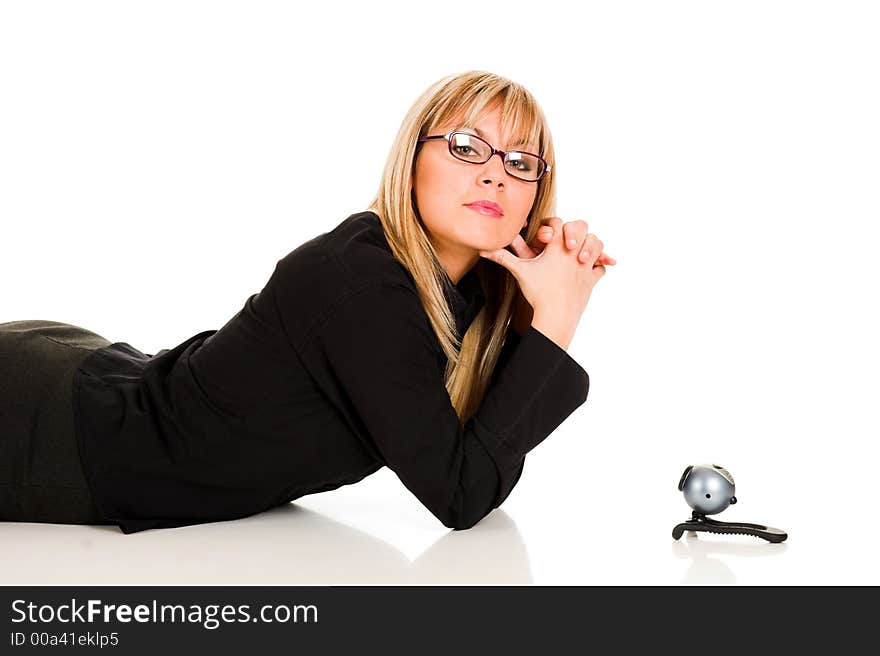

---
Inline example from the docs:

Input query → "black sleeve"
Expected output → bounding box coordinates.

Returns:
[490,325,522,388]
[308,283,590,530]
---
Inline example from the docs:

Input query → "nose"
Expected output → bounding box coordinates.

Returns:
[479,152,507,186]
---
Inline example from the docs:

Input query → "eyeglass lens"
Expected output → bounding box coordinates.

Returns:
[449,132,544,181]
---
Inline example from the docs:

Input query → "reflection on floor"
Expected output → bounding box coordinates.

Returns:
[0,504,533,585]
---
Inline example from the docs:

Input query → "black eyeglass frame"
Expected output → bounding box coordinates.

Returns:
[417,130,551,183]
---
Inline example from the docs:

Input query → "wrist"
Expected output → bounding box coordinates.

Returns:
[530,309,576,351]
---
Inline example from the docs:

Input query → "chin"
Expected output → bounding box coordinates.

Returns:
[441,216,511,250]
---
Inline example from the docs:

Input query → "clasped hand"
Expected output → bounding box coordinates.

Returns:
[478,217,616,334]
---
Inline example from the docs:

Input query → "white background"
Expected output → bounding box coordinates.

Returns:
[1,0,878,585]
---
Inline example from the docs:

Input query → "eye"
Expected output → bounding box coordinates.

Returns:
[453,144,475,156]
[506,154,534,172]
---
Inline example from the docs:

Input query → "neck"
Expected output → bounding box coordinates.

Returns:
[436,250,479,285]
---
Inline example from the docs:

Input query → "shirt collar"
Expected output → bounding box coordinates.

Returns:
[442,265,487,336]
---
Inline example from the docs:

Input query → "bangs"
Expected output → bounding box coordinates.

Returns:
[429,83,547,157]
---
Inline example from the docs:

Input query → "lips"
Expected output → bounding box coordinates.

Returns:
[464,200,504,217]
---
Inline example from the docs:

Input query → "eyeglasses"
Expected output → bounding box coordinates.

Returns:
[417,130,550,182]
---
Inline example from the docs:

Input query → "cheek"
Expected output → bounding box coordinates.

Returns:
[415,159,457,205]
[511,187,538,220]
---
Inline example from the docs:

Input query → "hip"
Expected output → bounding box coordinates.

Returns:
[0,320,112,525]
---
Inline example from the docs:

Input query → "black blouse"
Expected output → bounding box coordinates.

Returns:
[72,210,590,534]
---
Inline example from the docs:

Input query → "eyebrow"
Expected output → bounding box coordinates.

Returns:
[459,126,534,151]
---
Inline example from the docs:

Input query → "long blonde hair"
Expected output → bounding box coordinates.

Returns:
[367,70,557,426]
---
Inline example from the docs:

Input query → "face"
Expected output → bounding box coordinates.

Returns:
[410,104,539,283]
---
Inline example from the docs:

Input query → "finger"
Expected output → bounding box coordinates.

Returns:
[579,252,616,266]
[527,238,547,257]
[479,247,523,277]
[508,233,537,258]
[544,216,564,232]
[543,217,564,251]
[537,225,554,243]
[527,226,553,256]
[521,225,551,255]
[530,216,558,242]
[577,235,602,265]
[537,216,562,228]
[563,220,588,251]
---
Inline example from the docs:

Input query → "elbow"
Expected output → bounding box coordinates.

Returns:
[445,518,480,531]
[580,369,590,404]
[430,460,502,530]
[440,507,490,531]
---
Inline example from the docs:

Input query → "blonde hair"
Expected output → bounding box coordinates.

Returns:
[367,70,557,425]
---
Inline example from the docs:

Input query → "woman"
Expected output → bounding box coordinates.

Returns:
[0,70,615,534]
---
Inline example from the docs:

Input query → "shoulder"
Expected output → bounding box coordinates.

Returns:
[269,210,425,348]
[274,210,414,294]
